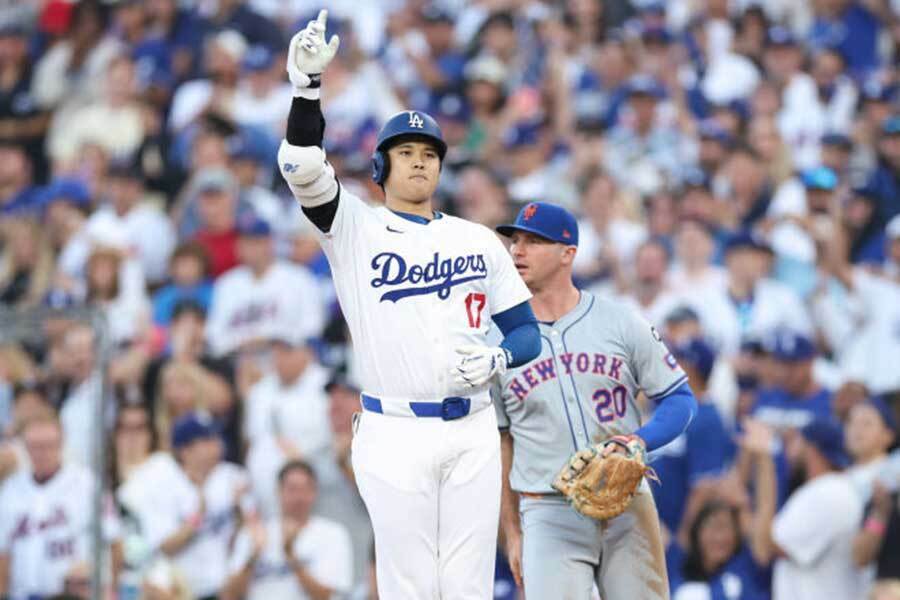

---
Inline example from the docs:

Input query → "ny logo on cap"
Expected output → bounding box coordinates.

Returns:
[523,203,538,220]
[408,112,425,129]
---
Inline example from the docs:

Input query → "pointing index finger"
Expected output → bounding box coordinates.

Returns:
[316,9,328,28]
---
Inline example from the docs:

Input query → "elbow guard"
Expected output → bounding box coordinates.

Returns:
[278,140,337,207]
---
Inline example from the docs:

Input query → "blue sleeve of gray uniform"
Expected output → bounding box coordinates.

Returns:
[493,301,541,368]
[634,382,697,451]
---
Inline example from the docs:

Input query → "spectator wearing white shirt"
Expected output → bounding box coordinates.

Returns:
[223,460,353,600]
[754,418,863,600]
[205,216,325,358]
[617,238,683,326]
[232,45,292,140]
[668,219,728,298]
[820,218,900,394]
[56,325,103,468]
[244,334,332,520]
[86,161,176,286]
[688,231,812,357]
[0,416,120,600]
[145,412,253,600]
[845,397,897,503]
[573,171,647,284]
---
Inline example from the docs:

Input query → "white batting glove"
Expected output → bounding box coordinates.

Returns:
[287,9,340,98]
[452,345,510,388]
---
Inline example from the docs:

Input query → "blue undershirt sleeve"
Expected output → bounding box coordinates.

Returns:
[634,382,698,451]
[492,301,541,368]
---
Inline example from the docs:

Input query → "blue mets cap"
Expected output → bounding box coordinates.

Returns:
[800,418,849,469]
[671,337,716,380]
[800,166,838,191]
[497,202,579,246]
[171,412,221,449]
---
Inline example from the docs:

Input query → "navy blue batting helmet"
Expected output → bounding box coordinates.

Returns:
[371,110,447,184]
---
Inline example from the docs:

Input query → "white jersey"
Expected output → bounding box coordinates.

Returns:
[139,461,252,598]
[206,261,326,356]
[0,464,98,599]
[227,516,353,600]
[313,189,531,401]
[772,473,863,600]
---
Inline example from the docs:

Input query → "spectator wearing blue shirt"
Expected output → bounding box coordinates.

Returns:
[652,337,735,535]
[204,0,285,52]
[0,142,40,216]
[145,0,206,82]
[866,115,900,226]
[408,6,467,111]
[667,498,771,600]
[752,329,833,431]
[809,0,882,78]
[751,329,834,503]
[152,242,214,326]
[845,184,887,265]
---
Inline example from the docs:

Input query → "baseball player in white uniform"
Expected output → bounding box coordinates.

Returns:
[276,11,541,598]
[492,203,698,599]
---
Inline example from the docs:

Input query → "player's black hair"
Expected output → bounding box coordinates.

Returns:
[682,500,742,581]
[278,459,318,486]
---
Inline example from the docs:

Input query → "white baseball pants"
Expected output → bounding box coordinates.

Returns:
[351,404,501,599]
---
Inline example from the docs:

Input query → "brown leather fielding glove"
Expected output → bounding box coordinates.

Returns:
[551,434,658,520]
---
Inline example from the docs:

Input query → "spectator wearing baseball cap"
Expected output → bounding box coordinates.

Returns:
[752,329,832,432]
[243,331,332,520]
[864,115,900,227]
[205,212,326,357]
[150,411,253,600]
[232,44,295,140]
[694,230,812,358]
[759,417,864,600]
[605,74,688,197]
[844,183,888,266]
[188,168,242,278]
[502,121,578,211]
[650,336,734,534]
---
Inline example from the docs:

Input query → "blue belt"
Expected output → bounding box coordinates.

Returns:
[361,393,471,421]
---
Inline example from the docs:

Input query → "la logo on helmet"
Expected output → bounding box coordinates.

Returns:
[408,112,425,129]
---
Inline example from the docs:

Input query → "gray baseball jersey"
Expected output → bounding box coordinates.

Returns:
[492,291,687,493]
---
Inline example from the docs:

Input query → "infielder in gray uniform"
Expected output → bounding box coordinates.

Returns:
[492,202,698,600]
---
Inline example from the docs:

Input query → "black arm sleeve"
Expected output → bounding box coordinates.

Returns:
[287,97,340,232]
[301,182,341,233]
[286,97,326,147]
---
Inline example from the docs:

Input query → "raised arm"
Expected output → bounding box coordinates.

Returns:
[277,10,341,232]
[741,419,779,565]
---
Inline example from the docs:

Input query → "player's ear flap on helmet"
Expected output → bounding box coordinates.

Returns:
[371,150,389,185]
